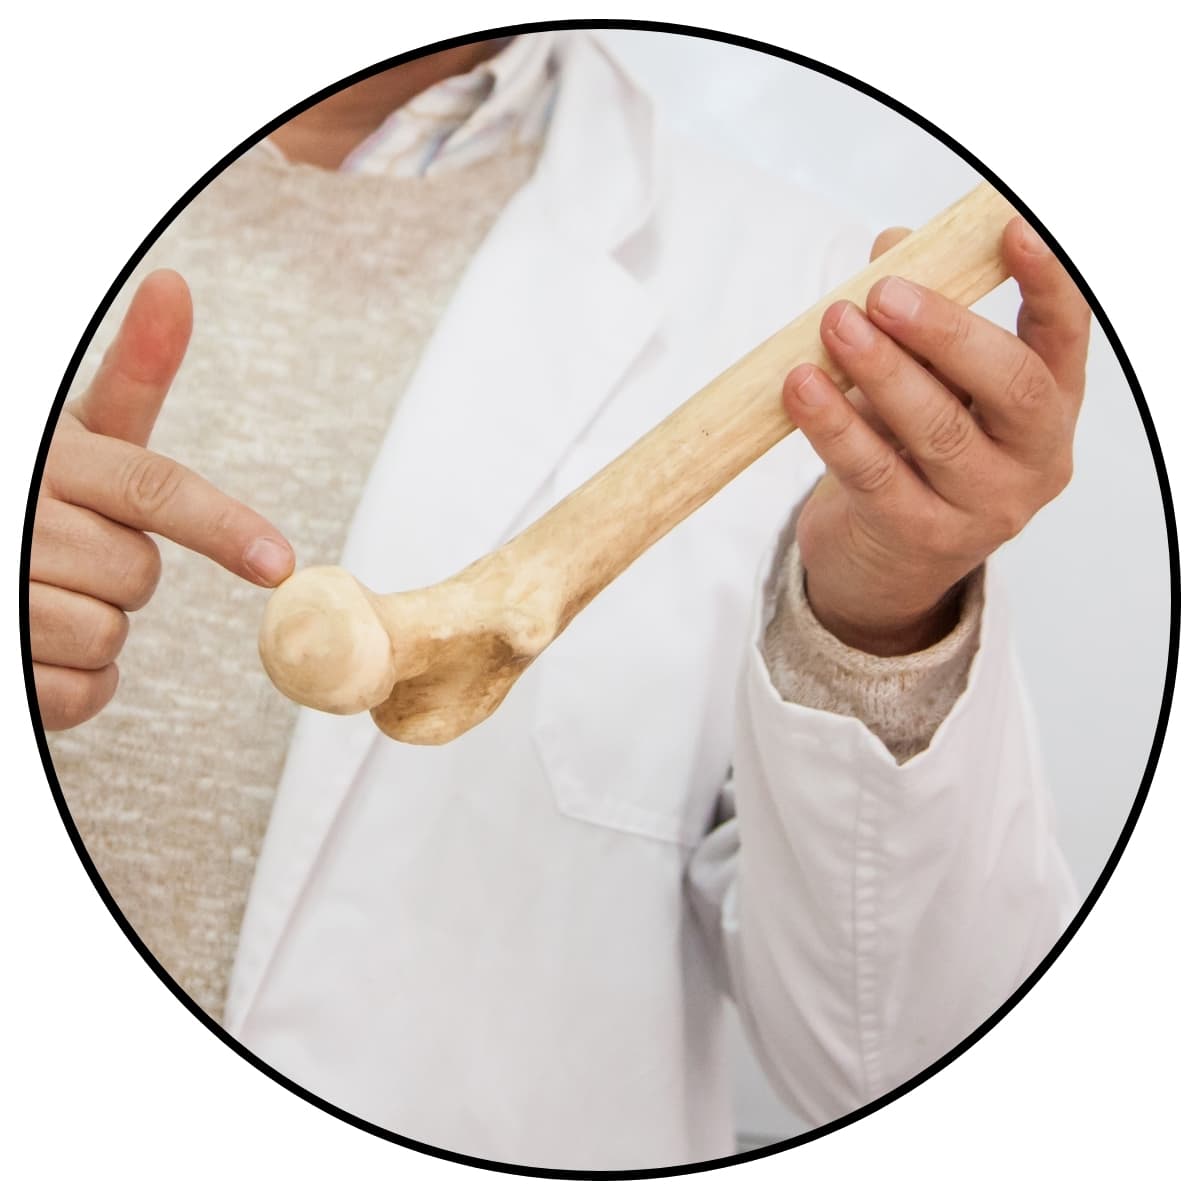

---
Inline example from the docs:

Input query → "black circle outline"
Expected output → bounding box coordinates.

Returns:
[17,16,1181,1183]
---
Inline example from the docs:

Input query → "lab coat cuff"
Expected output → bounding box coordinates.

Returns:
[763,537,985,763]
[747,508,1012,785]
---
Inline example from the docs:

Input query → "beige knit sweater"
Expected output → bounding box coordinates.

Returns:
[47,143,979,1019]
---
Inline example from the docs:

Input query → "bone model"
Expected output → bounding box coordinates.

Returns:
[258,182,1018,745]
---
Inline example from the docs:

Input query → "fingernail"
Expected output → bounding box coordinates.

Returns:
[1017,218,1049,256]
[789,364,827,407]
[875,276,922,321]
[245,537,293,585]
[830,303,873,349]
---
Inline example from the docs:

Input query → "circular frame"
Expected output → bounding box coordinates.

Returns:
[18,16,1182,1182]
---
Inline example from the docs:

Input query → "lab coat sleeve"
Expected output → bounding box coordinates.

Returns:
[686,526,1079,1127]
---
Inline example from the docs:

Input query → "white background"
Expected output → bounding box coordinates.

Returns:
[3,1,1193,1195]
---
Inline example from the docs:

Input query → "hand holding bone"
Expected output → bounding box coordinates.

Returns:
[260,183,1038,745]
[784,215,1090,655]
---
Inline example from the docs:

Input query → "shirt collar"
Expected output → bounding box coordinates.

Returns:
[336,32,560,177]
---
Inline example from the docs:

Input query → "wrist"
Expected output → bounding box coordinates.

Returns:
[805,575,966,657]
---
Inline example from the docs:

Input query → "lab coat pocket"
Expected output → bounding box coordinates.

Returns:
[530,441,737,849]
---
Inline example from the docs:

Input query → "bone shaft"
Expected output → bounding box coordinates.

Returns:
[508,182,1017,630]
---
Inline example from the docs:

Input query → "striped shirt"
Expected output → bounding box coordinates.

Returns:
[258,33,559,178]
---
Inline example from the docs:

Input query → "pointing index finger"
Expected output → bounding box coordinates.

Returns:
[56,431,294,587]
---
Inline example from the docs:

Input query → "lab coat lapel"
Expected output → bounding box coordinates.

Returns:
[226,34,661,1032]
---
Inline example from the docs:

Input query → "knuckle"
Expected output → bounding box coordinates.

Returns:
[82,606,129,668]
[1059,312,1092,351]
[988,502,1029,545]
[922,404,975,463]
[51,667,116,729]
[910,504,950,548]
[29,499,57,550]
[41,445,71,501]
[922,515,963,561]
[1041,454,1074,503]
[902,505,937,548]
[202,500,241,547]
[844,450,897,494]
[1073,307,1094,344]
[42,682,80,730]
[78,672,115,725]
[929,304,970,353]
[920,508,983,563]
[1002,353,1054,413]
[869,344,906,388]
[32,500,88,564]
[821,408,859,449]
[1053,454,1075,495]
[122,536,162,610]
[43,415,90,491]
[120,453,182,519]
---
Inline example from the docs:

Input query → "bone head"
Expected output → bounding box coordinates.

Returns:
[259,566,397,714]
[259,562,557,745]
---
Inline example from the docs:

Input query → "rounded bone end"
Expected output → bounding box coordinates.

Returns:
[259,566,395,715]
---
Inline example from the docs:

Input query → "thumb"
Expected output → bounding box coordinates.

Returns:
[870,225,911,262]
[73,269,193,446]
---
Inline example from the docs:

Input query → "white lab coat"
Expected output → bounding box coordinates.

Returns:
[226,32,1077,1171]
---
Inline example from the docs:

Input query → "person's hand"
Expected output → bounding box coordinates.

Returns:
[781,216,1090,655]
[30,269,295,730]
